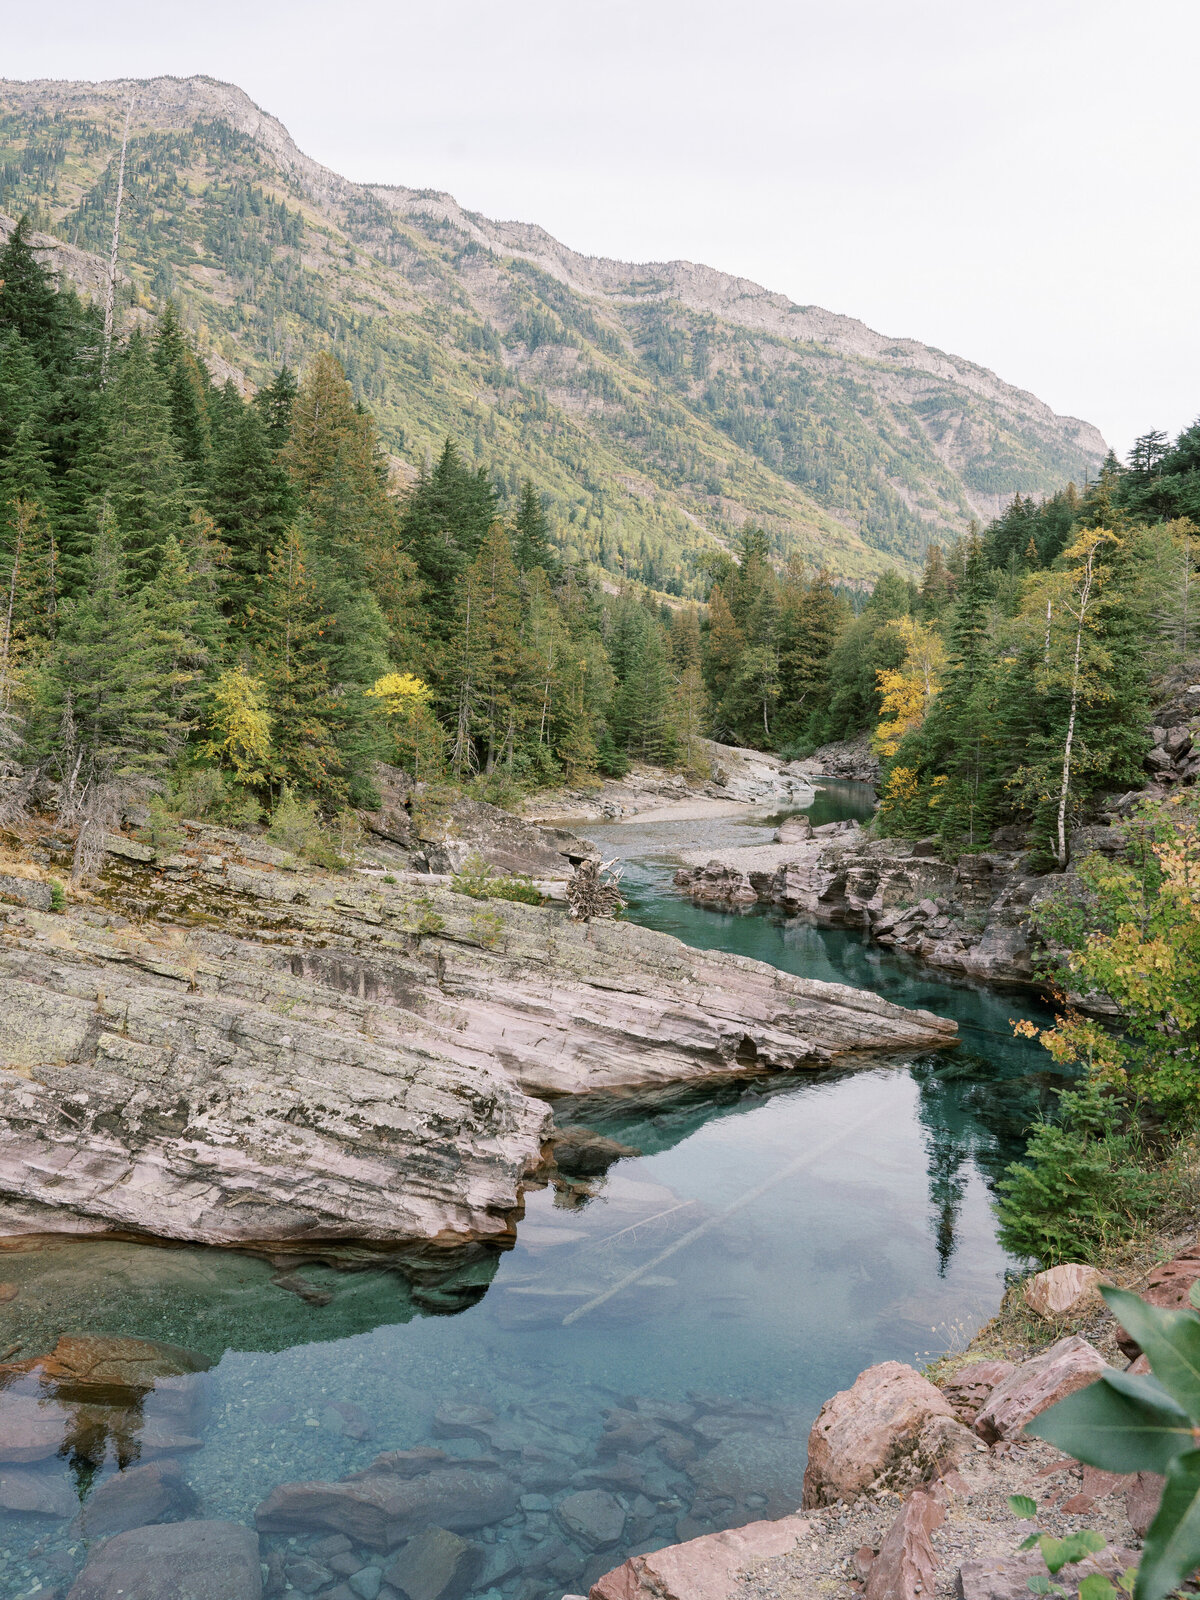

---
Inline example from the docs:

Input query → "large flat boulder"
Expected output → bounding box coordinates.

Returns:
[0,842,956,1250]
[66,1519,262,1600]
[589,1511,812,1600]
[415,794,594,878]
[255,1455,518,1551]
[974,1336,1108,1443]
[803,1361,975,1507]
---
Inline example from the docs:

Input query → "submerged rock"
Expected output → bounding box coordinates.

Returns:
[0,1465,76,1517]
[66,1518,262,1600]
[0,843,955,1250]
[254,1454,518,1550]
[78,1457,198,1537]
[384,1525,483,1600]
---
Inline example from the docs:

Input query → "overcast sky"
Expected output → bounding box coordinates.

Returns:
[5,0,1198,455]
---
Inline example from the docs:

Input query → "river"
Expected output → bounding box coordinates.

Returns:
[0,783,1064,1600]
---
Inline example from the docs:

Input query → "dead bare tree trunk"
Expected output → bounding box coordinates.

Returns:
[1054,544,1102,870]
[101,93,135,384]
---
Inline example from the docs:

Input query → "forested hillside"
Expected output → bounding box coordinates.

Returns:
[0,74,1105,592]
[701,424,1197,867]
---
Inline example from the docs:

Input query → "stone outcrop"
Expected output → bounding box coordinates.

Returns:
[973,1336,1108,1444]
[589,1511,812,1600]
[676,830,1049,986]
[802,1362,975,1508]
[864,1486,943,1600]
[1023,1264,1104,1319]
[0,824,956,1251]
[1112,1236,1200,1357]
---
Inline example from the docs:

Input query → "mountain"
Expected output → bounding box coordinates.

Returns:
[0,75,1106,591]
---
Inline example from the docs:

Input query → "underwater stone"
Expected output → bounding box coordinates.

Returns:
[66,1519,262,1600]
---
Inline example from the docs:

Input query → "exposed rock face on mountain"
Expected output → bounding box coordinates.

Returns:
[0,818,955,1251]
[0,76,1106,585]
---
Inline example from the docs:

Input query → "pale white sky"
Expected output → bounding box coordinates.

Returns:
[5,0,1198,456]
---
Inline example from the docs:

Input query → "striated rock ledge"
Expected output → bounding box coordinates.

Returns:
[675,829,1045,986]
[0,822,955,1251]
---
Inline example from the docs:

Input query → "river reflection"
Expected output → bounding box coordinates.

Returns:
[0,782,1065,1600]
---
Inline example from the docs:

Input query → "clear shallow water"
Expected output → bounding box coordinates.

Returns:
[0,784,1064,1599]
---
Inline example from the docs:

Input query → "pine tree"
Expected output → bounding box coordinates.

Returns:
[208,401,294,616]
[80,330,192,583]
[450,521,525,773]
[0,217,71,374]
[252,526,347,805]
[253,365,298,452]
[775,563,847,743]
[35,508,187,807]
[153,303,213,480]
[399,438,498,643]
[513,479,559,575]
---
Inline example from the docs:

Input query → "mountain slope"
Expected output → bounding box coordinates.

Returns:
[0,75,1106,590]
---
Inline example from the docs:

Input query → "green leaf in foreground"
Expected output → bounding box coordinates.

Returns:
[1101,1286,1200,1421]
[1078,1578,1118,1600]
[1009,1493,1038,1519]
[1135,1448,1200,1600]
[1026,1369,1194,1475]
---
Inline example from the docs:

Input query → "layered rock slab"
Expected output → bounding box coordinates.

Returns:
[0,843,955,1249]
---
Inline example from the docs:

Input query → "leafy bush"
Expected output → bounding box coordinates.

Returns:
[995,1079,1170,1264]
[1027,1283,1200,1599]
[450,851,544,905]
[1007,1495,1132,1597]
[139,794,184,852]
[469,909,505,948]
[266,788,343,869]
[174,767,261,828]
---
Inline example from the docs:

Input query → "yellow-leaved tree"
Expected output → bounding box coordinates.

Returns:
[366,672,445,779]
[873,618,946,759]
[204,665,273,787]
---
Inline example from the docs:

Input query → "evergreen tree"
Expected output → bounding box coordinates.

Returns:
[513,478,559,575]
[153,303,213,480]
[399,439,497,643]
[252,526,347,805]
[208,401,293,616]
[449,521,525,773]
[79,330,192,584]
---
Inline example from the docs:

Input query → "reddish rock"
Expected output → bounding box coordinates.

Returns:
[803,1362,974,1508]
[255,1458,517,1550]
[66,1519,262,1599]
[1115,1244,1200,1357]
[385,1527,483,1600]
[955,1545,1140,1599]
[974,1337,1108,1444]
[1125,1471,1165,1538]
[589,1511,812,1600]
[0,1466,75,1517]
[0,1334,210,1398]
[938,1361,1015,1424]
[79,1458,197,1537]
[865,1488,944,1600]
[1023,1265,1103,1319]
[0,1392,70,1463]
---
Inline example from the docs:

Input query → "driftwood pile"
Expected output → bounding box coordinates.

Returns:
[566,857,626,922]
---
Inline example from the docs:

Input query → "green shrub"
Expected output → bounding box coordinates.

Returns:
[266,788,343,869]
[382,873,397,885]
[139,794,184,852]
[48,879,66,913]
[450,851,544,905]
[995,1079,1170,1265]
[469,909,505,949]
[173,767,262,828]
[594,732,629,778]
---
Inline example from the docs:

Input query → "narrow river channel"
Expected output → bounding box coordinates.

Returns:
[0,784,1065,1600]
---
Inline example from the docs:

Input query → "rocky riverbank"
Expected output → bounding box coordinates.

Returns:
[522,740,816,825]
[583,1233,1200,1600]
[0,793,954,1253]
[673,819,1048,986]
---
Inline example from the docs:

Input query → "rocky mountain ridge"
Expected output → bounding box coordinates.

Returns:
[0,75,1106,587]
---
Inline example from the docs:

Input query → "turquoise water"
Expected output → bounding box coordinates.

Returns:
[0,784,1063,1600]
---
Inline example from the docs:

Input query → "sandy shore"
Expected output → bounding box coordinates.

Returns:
[677,839,803,871]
